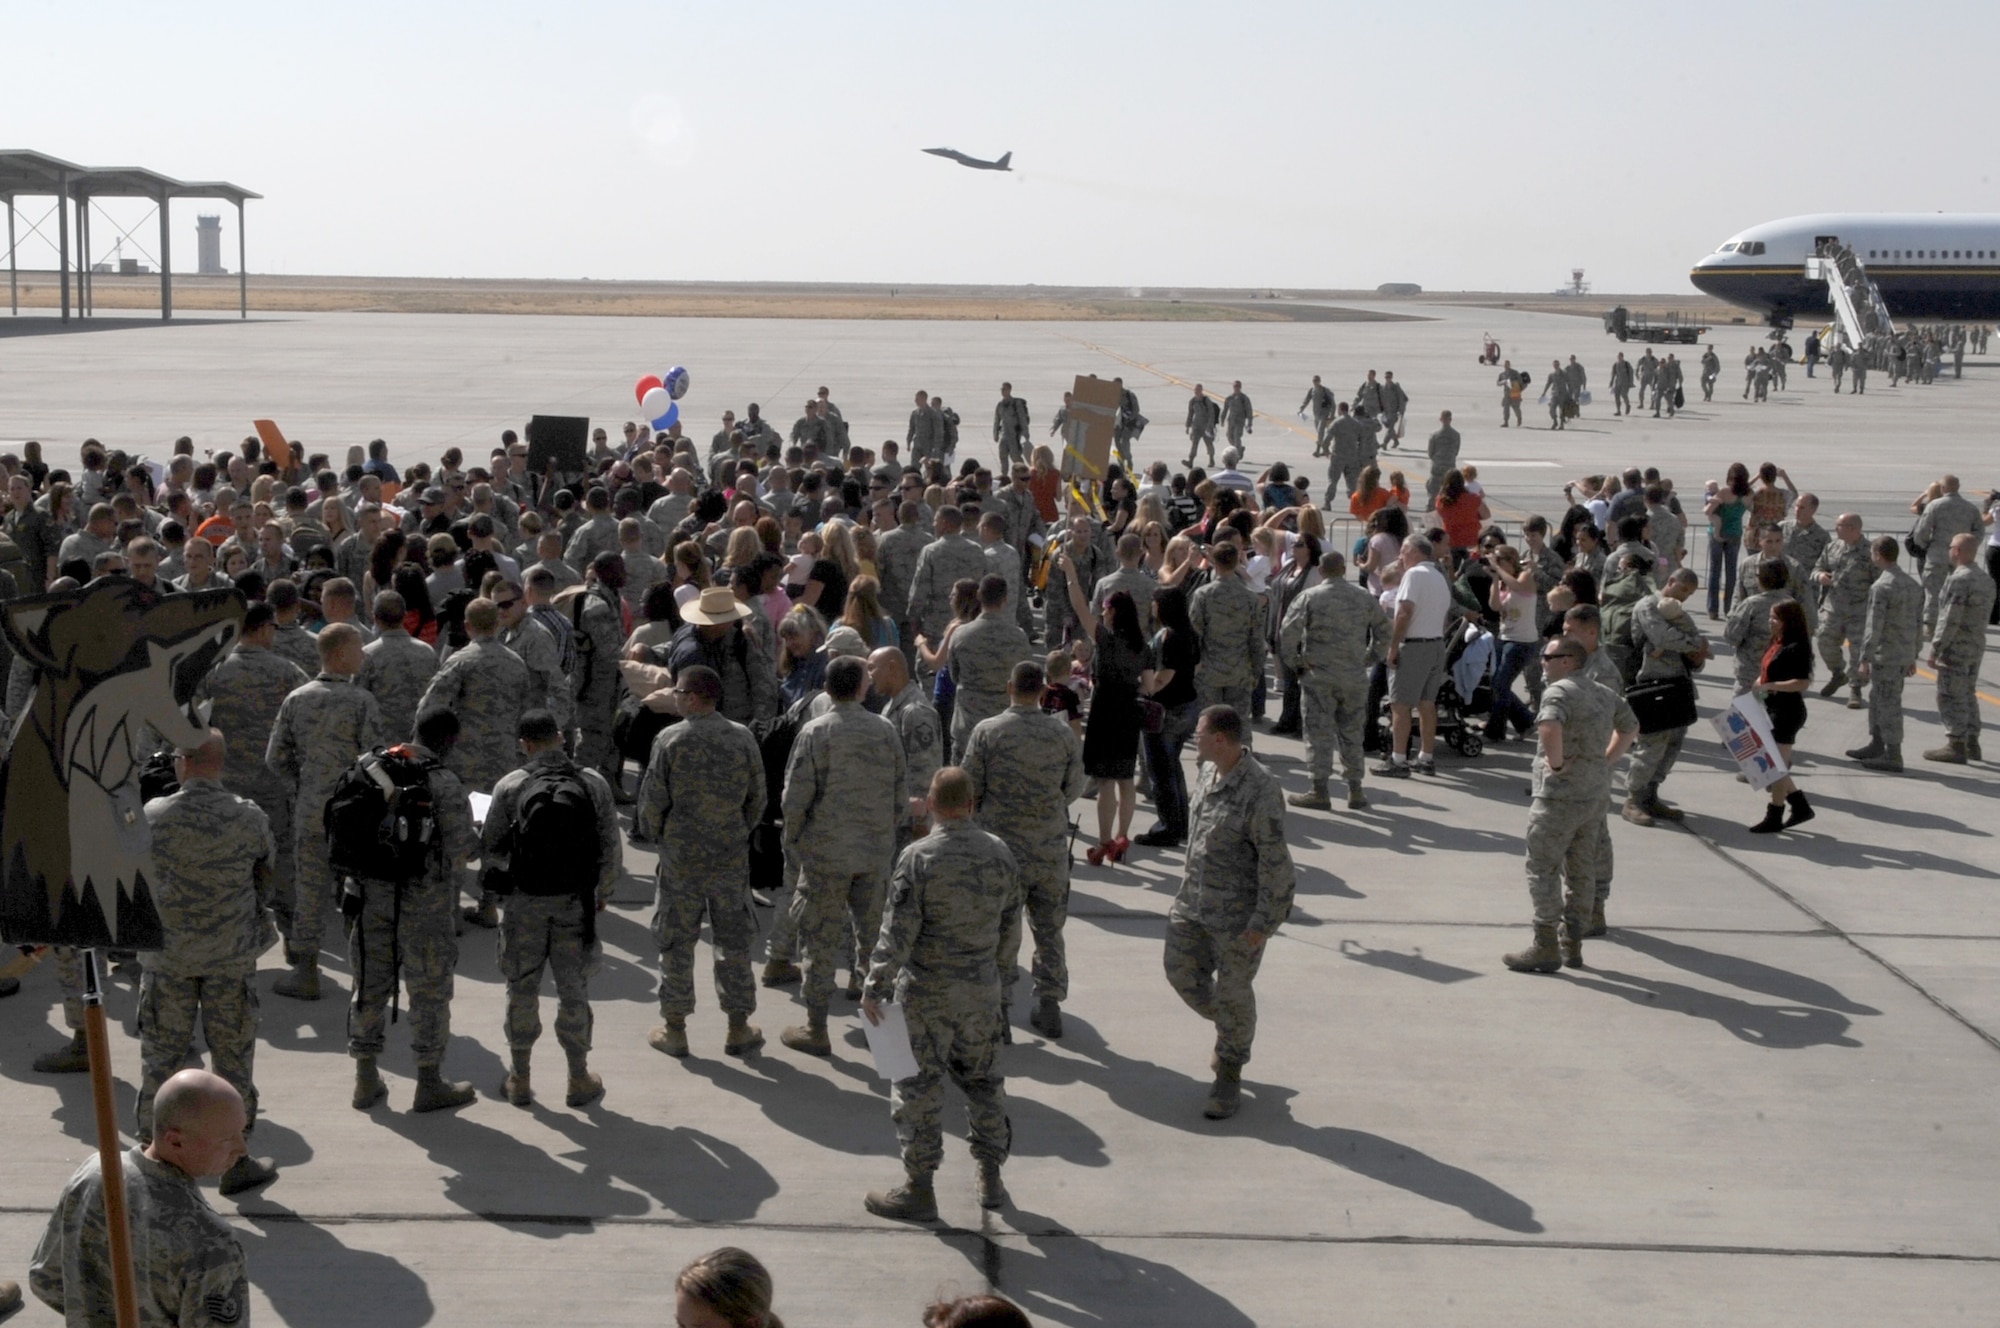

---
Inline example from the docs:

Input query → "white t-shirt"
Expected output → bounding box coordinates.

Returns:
[1394,561,1452,638]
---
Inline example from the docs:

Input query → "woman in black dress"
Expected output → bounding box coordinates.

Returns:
[1060,558,1155,865]
[1750,598,1816,833]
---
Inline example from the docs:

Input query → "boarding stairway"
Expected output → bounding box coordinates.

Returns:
[1804,241,1894,352]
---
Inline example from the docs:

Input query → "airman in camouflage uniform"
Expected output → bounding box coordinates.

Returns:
[265,625,383,997]
[499,587,573,731]
[906,508,987,657]
[1505,637,1637,975]
[347,709,480,1113]
[779,658,907,1056]
[136,731,278,1196]
[32,1073,252,1328]
[1848,537,1925,772]
[1911,478,1983,633]
[636,668,767,1060]
[566,557,630,786]
[1622,570,1707,833]
[487,711,623,1107]
[1724,562,1794,693]
[859,767,1019,1223]
[1189,543,1267,734]
[357,592,441,744]
[1280,553,1388,810]
[1810,514,1873,704]
[563,488,621,573]
[876,504,935,661]
[417,599,531,793]
[1325,403,1369,502]
[871,648,944,854]
[1165,707,1295,1120]
[943,578,1034,752]
[1925,533,1995,764]
[963,662,1085,1039]
[195,605,308,943]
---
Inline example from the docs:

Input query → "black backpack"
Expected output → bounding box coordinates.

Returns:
[325,746,442,883]
[508,764,601,897]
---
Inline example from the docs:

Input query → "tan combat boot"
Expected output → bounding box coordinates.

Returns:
[33,1030,90,1074]
[503,1050,533,1106]
[864,1174,939,1222]
[1924,738,1968,764]
[760,959,801,988]
[1502,924,1563,974]
[1347,780,1368,810]
[1287,780,1332,811]
[649,1018,690,1058]
[411,1065,476,1113]
[780,1009,832,1057]
[1860,745,1904,773]
[1560,909,1585,969]
[1585,899,1608,938]
[976,1158,1010,1210]
[272,958,321,1001]
[724,1015,765,1056]
[565,1062,605,1108]
[218,1155,279,1197]
[352,1056,388,1110]
[1620,799,1656,827]
[1203,1061,1243,1119]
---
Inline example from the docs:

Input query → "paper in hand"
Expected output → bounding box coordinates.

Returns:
[468,792,492,830]
[862,1002,921,1083]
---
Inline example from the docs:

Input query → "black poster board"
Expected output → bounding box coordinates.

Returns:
[526,415,590,475]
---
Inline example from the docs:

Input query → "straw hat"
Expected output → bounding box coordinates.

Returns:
[683,586,751,625]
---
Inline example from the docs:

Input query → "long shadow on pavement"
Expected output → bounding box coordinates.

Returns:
[1012,1019,1543,1234]
[983,1205,1258,1327]
[529,1100,780,1222]
[1612,930,1881,1015]
[371,1104,652,1233]
[1565,966,1863,1050]
[233,1202,435,1327]
[1336,938,1481,984]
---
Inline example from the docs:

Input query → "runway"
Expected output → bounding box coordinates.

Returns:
[1,300,1998,1325]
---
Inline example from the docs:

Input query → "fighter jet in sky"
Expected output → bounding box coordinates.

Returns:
[922,148,1013,172]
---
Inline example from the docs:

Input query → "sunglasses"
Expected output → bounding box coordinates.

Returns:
[1542,651,1578,663]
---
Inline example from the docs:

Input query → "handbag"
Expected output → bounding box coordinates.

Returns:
[1673,386,1686,408]
[1625,674,1698,735]
[1139,697,1166,733]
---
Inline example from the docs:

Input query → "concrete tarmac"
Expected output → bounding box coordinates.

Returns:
[1,303,1997,1325]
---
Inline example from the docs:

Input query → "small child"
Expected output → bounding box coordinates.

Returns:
[1040,648,1084,738]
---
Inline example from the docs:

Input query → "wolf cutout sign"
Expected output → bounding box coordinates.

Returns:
[0,581,246,949]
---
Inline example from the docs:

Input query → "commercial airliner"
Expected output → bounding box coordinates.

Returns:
[1688,213,2000,326]
[922,148,1012,172]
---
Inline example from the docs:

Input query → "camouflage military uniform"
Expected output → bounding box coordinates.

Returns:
[1724,588,1790,693]
[487,752,622,1063]
[876,522,934,657]
[1932,563,1995,743]
[266,674,383,961]
[505,615,573,731]
[881,680,944,849]
[1041,540,1105,646]
[196,644,308,939]
[963,703,1084,1006]
[357,628,441,747]
[32,1146,249,1328]
[418,636,531,793]
[1280,577,1388,788]
[1625,593,1706,807]
[271,622,321,677]
[1912,493,1982,632]
[1526,676,1634,931]
[783,701,907,1012]
[637,710,765,1022]
[1813,537,1875,687]
[907,534,988,647]
[567,585,627,781]
[1863,563,1925,746]
[1165,753,1295,1069]
[864,817,1018,1181]
[135,778,277,1139]
[1190,575,1268,728]
[564,512,620,573]
[943,614,1034,752]
[346,743,476,1067]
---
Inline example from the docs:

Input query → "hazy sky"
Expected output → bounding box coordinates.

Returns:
[9,1,2000,292]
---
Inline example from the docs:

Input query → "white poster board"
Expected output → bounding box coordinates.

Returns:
[1709,692,1790,791]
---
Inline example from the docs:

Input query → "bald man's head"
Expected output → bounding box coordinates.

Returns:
[866,646,909,699]
[148,1069,248,1179]
[175,728,226,780]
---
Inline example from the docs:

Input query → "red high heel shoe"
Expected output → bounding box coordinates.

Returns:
[1086,842,1108,867]
[1107,836,1131,863]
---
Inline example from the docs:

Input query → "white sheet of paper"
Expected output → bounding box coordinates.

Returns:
[862,1002,920,1083]
[468,792,492,830]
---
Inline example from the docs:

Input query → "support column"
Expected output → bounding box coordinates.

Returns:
[7,196,16,316]
[235,199,246,319]
[78,199,89,318]
[158,192,171,321]
[57,171,70,323]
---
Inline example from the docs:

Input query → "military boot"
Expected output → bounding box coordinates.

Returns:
[411,1065,476,1113]
[864,1174,939,1222]
[1620,799,1656,827]
[218,1155,279,1197]
[1585,899,1608,938]
[352,1056,388,1110]
[1347,780,1368,810]
[760,959,801,988]
[503,1049,533,1106]
[1969,734,1984,762]
[1860,744,1904,773]
[780,1009,832,1057]
[1503,924,1563,974]
[724,1015,765,1056]
[565,1062,605,1109]
[460,899,500,929]
[649,1018,690,1058]
[272,959,321,1001]
[1203,1061,1243,1119]
[1560,910,1585,969]
[1029,997,1063,1040]
[975,1158,1010,1210]
[1818,669,1847,698]
[1846,733,1884,761]
[1923,738,1968,764]
[1287,781,1333,811]
[32,1031,90,1074]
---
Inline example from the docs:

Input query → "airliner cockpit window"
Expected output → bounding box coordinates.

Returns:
[1718,243,1737,253]
[1749,242,1766,256]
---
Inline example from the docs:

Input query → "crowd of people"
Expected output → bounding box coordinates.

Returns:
[0,368,1994,1323]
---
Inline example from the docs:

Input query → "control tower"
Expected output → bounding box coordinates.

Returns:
[196,214,226,275]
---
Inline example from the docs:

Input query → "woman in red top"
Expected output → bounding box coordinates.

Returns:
[1028,446,1063,523]
[1433,469,1491,558]
[1748,599,1814,833]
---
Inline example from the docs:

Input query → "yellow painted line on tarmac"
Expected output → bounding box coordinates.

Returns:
[1912,663,2000,710]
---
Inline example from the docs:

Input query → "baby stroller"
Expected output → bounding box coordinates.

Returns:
[1478,333,1502,365]
[1372,620,1493,759]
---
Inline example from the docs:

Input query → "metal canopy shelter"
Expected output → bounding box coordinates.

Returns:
[0,149,260,322]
